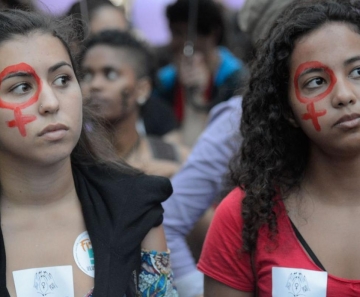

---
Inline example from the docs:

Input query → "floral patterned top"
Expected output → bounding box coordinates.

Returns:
[84,288,93,297]
[139,249,178,296]
[83,250,178,297]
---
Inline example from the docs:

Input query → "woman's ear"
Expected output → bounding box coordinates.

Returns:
[286,112,300,128]
[273,101,300,128]
[284,99,300,128]
[136,77,151,106]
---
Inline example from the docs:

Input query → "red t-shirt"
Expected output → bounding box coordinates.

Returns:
[198,188,360,296]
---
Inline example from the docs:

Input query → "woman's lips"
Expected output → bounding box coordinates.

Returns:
[38,123,69,140]
[333,113,360,129]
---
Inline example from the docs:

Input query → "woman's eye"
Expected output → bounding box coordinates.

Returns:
[11,83,31,95]
[349,68,360,79]
[54,75,70,87]
[305,77,325,89]
[106,70,118,81]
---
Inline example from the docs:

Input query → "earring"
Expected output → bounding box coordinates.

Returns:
[136,96,147,106]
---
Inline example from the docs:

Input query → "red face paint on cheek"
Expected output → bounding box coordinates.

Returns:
[294,61,337,131]
[0,63,42,137]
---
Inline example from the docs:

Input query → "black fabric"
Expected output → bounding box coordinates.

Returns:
[140,96,178,136]
[0,162,173,297]
[0,222,7,297]
[147,136,180,162]
[290,220,326,271]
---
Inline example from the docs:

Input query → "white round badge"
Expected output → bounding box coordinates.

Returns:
[73,231,95,277]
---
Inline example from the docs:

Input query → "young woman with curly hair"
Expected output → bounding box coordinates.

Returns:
[198,0,360,296]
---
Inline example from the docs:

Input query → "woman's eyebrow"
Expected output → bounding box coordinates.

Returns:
[1,72,32,82]
[298,67,325,79]
[48,61,72,74]
[344,55,360,66]
[1,62,73,83]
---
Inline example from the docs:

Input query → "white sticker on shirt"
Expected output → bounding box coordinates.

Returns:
[13,265,74,297]
[73,231,95,277]
[272,267,328,297]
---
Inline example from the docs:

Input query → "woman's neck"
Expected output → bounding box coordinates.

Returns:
[302,147,360,206]
[0,156,76,208]
[110,112,140,158]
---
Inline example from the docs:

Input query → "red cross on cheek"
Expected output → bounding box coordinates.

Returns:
[294,61,337,131]
[302,103,327,131]
[0,63,42,137]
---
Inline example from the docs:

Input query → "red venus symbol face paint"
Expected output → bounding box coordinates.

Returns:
[0,63,42,137]
[294,61,337,131]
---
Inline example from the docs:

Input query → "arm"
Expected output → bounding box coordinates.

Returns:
[205,276,253,297]
[162,97,242,297]
[140,224,179,297]
[141,224,167,251]
[198,189,255,295]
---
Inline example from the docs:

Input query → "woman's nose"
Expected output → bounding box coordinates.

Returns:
[331,77,357,108]
[38,82,60,114]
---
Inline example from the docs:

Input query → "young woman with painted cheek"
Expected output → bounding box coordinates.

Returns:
[0,10,178,297]
[0,33,82,165]
[0,33,93,297]
[288,22,360,156]
[198,1,360,296]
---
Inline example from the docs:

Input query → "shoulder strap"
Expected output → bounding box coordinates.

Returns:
[290,220,326,271]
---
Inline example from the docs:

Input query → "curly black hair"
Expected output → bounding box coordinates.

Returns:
[80,29,154,81]
[229,0,360,253]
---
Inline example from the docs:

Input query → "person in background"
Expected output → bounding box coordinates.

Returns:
[88,2,129,33]
[163,96,242,297]
[162,0,294,295]
[155,0,247,147]
[0,9,177,296]
[237,0,293,48]
[199,0,360,295]
[67,0,179,139]
[80,30,188,178]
